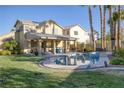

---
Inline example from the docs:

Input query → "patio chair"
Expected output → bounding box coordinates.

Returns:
[54,58,61,64]
[89,52,100,64]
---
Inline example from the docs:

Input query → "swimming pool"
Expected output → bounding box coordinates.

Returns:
[54,52,100,66]
[42,52,109,69]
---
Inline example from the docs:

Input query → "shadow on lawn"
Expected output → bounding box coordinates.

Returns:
[59,70,124,88]
[0,68,61,88]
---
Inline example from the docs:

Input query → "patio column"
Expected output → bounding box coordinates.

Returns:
[53,40,56,54]
[38,39,42,55]
[27,39,31,53]
[64,40,67,53]
[27,40,31,49]
[67,41,70,52]
[74,40,77,52]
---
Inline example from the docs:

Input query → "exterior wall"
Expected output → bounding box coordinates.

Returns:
[63,30,70,36]
[15,22,25,50]
[23,25,36,53]
[54,24,63,35]
[15,22,32,53]
[37,26,44,33]
[38,22,63,35]
[44,22,54,34]
[69,25,90,44]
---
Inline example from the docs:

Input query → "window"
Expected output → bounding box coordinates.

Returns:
[74,31,78,35]
[66,31,69,35]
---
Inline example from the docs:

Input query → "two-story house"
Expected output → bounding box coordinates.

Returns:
[0,19,90,54]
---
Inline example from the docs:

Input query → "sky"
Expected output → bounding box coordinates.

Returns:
[0,5,111,36]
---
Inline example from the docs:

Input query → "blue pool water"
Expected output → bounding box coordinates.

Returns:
[54,52,100,65]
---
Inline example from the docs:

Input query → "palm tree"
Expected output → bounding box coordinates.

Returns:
[103,5,107,50]
[107,5,114,51]
[112,6,118,50]
[117,5,121,49]
[99,5,104,49]
[88,6,96,51]
[111,6,124,49]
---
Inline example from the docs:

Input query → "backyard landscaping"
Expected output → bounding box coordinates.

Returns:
[110,49,124,65]
[0,55,124,88]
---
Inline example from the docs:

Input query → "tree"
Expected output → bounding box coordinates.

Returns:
[111,6,124,49]
[103,5,107,50]
[107,5,115,51]
[107,5,122,50]
[108,6,118,50]
[99,5,104,49]
[88,6,96,51]
[113,6,118,50]
[117,5,121,49]
[3,40,21,54]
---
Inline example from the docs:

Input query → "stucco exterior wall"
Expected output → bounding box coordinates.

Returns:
[54,24,63,35]
[15,22,30,53]
[37,26,44,33]
[43,22,63,35]
[69,25,90,44]
[44,22,53,34]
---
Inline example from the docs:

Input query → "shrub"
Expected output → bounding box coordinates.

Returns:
[0,50,11,55]
[110,49,124,65]
[85,44,93,52]
[113,49,124,59]
[110,58,124,65]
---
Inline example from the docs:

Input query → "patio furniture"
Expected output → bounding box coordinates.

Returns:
[54,58,61,64]
[89,52,100,64]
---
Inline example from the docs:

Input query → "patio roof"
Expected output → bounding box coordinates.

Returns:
[25,32,78,41]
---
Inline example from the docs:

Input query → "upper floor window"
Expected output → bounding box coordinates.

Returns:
[74,31,78,35]
[17,25,23,31]
[66,31,69,35]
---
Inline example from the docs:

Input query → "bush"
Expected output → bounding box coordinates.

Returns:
[110,49,124,65]
[110,58,124,65]
[85,44,93,52]
[0,50,11,55]
[113,49,124,59]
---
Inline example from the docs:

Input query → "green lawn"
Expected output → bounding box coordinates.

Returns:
[0,55,124,88]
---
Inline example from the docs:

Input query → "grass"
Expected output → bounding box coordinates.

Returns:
[0,55,124,88]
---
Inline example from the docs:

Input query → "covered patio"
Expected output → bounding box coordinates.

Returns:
[25,32,78,55]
